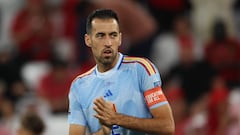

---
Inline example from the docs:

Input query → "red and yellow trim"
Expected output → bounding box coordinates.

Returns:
[123,56,156,76]
[72,67,95,83]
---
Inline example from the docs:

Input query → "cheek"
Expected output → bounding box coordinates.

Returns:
[115,39,121,47]
[114,42,121,49]
[92,42,101,49]
[113,45,120,50]
[92,40,103,48]
[91,46,101,55]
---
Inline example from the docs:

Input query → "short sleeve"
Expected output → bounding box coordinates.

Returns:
[137,59,168,109]
[68,83,87,126]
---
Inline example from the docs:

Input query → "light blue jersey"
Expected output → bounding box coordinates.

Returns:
[68,53,168,135]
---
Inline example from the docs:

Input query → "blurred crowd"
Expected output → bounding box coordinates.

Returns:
[0,0,240,135]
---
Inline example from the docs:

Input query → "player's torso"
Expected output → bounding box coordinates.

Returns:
[77,64,152,134]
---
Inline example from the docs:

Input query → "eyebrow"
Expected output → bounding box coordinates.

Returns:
[109,32,118,35]
[96,32,105,35]
[95,31,118,35]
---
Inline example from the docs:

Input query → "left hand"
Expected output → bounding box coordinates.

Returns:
[93,97,117,126]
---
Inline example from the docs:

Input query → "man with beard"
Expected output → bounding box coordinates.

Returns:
[68,9,175,135]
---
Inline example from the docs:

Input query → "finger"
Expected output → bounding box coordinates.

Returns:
[99,96,106,103]
[93,105,104,115]
[94,99,105,111]
[96,97,107,108]
[95,97,106,105]
[94,115,110,127]
[94,114,104,121]
[95,97,112,113]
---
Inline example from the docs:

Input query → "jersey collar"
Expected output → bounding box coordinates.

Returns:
[95,53,123,77]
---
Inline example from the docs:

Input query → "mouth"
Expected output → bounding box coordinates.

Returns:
[103,49,113,56]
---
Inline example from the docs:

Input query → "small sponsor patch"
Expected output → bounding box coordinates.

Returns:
[144,87,167,107]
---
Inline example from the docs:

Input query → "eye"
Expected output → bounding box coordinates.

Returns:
[110,33,118,38]
[96,33,105,38]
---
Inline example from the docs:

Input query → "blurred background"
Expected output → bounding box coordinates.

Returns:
[0,0,240,135]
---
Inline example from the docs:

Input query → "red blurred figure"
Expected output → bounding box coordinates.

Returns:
[147,0,191,32]
[204,19,240,88]
[11,0,54,63]
[207,76,230,135]
[36,59,73,113]
[165,83,188,135]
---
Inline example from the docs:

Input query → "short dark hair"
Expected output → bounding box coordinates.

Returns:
[20,113,45,135]
[86,9,120,34]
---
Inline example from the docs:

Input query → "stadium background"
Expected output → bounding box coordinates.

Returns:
[0,0,240,135]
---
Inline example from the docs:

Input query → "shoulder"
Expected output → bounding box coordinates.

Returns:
[123,56,156,76]
[123,56,153,66]
[71,67,95,86]
[68,67,96,102]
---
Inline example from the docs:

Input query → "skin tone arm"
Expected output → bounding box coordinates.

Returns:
[69,123,111,135]
[93,125,111,135]
[93,97,175,135]
[69,102,112,135]
[69,124,85,135]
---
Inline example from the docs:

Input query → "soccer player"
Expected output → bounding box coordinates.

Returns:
[68,9,175,135]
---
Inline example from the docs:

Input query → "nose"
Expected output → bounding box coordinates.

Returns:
[104,37,112,47]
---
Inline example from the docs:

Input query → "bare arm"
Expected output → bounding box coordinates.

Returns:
[94,97,175,135]
[69,124,85,135]
[69,123,111,135]
[92,126,111,135]
[114,104,175,135]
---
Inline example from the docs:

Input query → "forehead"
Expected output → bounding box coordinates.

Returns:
[91,18,119,33]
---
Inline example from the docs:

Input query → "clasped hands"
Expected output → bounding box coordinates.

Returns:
[93,97,117,134]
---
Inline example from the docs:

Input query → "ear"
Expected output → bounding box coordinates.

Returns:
[84,34,91,47]
[119,32,122,47]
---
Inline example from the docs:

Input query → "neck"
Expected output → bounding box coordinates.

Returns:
[97,53,119,73]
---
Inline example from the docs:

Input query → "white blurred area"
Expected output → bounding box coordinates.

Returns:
[21,62,50,90]
[0,0,23,46]
[44,115,69,135]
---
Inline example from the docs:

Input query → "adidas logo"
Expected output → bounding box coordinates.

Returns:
[104,89,113,98]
